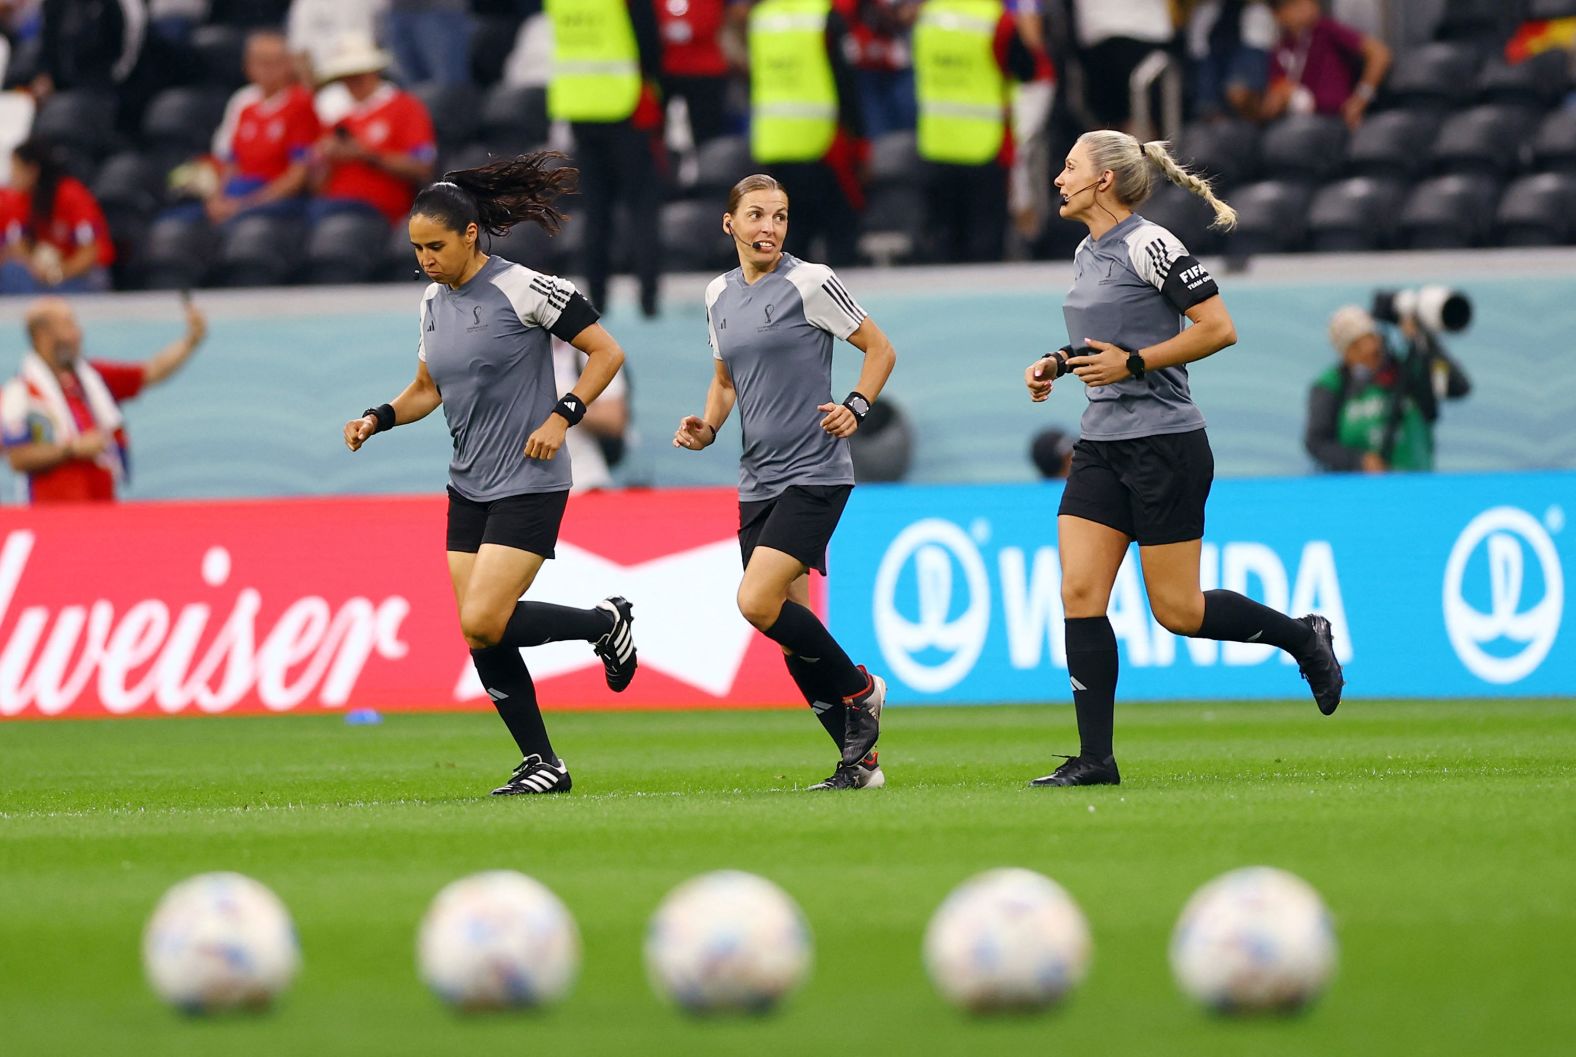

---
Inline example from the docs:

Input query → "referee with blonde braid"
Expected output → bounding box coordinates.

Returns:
[1023,130,1345,788]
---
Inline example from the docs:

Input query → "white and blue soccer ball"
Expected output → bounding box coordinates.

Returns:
[644,869,813,1014]
[417,870,581,1011]
[1170,865,1337,1014]
[923,867,1092,1013]
[141,871,300,1013]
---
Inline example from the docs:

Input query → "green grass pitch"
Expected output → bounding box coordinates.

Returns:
[2,699,1572,1057]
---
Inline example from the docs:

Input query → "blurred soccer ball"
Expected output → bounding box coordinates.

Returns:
[644,869,812,1014]
[141,871,300,1013]
[417,870,580,1011]
[923,867,1092,1013]
[1170,866,1337,1014]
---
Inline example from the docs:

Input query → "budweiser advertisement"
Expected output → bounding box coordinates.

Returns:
[0,491,810,720]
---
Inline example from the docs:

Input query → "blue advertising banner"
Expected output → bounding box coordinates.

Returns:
[827,472,1573,703]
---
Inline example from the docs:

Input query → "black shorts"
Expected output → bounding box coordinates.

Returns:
[738,484,853,575]
[446,487,569,557]
[1058,429,1214,546]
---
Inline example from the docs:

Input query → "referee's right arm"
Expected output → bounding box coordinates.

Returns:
[674,360,735,450]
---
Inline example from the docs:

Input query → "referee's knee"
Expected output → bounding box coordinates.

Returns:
[736,586,783,631]
[459,608,506,650]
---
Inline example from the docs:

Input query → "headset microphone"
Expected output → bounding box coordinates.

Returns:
[726,220,773,253]
[1060,179,1103,204]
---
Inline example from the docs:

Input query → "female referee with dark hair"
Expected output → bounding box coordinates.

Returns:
[343,155,638,796]
[1024,130,1345,788]
[674,173,897,791]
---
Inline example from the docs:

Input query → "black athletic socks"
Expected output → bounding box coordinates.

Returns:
[1193,590,1317,656]
[1066,616,1119,761]
[762,602,868,699]
[470,645,555,761]
[784,653,847,748]
[501,601,613,648]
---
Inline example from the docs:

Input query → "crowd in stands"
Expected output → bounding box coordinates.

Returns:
[0,1,1573,303]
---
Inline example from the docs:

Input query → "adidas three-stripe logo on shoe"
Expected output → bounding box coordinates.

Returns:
[593,596,638,693]
[490,754,572,795]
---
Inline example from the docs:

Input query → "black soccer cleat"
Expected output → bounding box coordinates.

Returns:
[1296,613,1344,716]
[491,754,572,795]
[593,596,638,692]
[806,751,884,791]
[840,668,886,768]
[1030,754,1121,788]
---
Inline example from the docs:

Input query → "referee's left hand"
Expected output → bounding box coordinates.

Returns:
[818,402,859,438]
[1068,339,1130,387]
[524,415,568,460]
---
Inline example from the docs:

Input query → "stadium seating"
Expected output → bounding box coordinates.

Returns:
[1530,108,1576,173]
[857,184,926,266]
[416,83,482,151]
[1224,180,1313,255]
[866,131,922,189]
[306,211,394,285]
[1138,181,1224,257]
[1495,171,1576,245]
[1398,174,1503,248]
[1475,50,1569,108]
[661,200,733,273]
[30,90,117,174]
[191,23,248,90]
[1345,110,1442,180]
[1430,104,1540,177]
[478,85,549,155]
[140,215,215,290]
[691,135,753,199]
[1175,119,1261,191]
[1382,41,1481,112]
[217,214,306,287]
[1260,115,1349,183]
[1307,177,1407,252]
[92,152,169,221]
[142,87,231,159]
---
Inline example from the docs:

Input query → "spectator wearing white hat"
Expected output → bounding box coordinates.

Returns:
[309,32,436,226]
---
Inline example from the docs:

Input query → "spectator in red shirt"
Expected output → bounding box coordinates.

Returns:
[206,29,322,225]
[309,34,437,225]
[843,0,920,138]
[1262,0,1390,129]
[1,296,206,503]
[658,0,737,145]
[0,138,113,295]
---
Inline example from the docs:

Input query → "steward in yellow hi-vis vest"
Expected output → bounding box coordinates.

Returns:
[915,0,1008,165]
[745,0,866,265]
[545,0,666,316]
[912,0,1053,263]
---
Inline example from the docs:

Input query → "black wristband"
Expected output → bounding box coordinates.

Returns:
[363,404,395,433]
[842,390,871,423]
[552,393,587,426]
[1033,346,1075,379]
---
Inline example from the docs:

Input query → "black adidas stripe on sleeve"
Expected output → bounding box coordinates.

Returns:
[822,278,864,325]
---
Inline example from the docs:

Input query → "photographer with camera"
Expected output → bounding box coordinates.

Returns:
[1304,288,1473,474]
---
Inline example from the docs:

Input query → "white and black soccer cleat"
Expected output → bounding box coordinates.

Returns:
[807,751,885,791]
[593,596,638,692]
[840,668,885,768]
[491,754,572,795]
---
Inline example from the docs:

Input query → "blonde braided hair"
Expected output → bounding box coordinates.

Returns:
[1078,130,1238,232]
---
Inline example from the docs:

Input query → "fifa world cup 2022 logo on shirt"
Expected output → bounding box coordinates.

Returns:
[1442,505,1565,684]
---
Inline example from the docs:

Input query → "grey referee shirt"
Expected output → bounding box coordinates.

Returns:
[1063,212,1220,441]
[706,254,867,501]
[418,254,598,501]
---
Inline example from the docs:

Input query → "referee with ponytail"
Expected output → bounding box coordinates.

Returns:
[343,155,638,796]
[1024,131,1345,788]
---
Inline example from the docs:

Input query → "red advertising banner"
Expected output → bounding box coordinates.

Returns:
[0,490,809,719]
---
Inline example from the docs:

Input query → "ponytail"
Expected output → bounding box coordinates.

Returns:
[411,152,579,237]
[1140,140,1238,232]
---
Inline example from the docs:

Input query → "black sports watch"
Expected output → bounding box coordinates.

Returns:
[1125,350,1147,380]
[842,391,871,423]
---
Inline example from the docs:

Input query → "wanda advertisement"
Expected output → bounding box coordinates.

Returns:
[0,490,808,720]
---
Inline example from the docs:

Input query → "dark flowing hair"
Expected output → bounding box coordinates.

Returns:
[13,138,67,239]
[410,152,579,238]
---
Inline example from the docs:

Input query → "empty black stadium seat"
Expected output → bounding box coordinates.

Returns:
[1381,42,1480,112]
[209,0,289,26]
[1345,110,1441,179]
[143,87,231,157]
[1137,181,1222,256]
[1530,108,1576,173]
[191,23,247,88]
[1307,177,1407,251]
[217,214,307,287]
[91,152,168,219]
[1476,51,1569,109]
[486,218,571,275]
[305,211,394,284]
[479,85,549,154]
[691,135,753,199]
[867,131,922,188]
[1528,0,1576,18]
[1398,174,1502,249]
[1174,119,1260,191]
[1431,104,1539,177]
[858,185,926,265]
[1496,171,1576,245]
[470,15,524,87]
[660,200,734,272]
[140,215,215,290]
[415,83,482,151]
[30,90,116,160]
[1260,114,1348,183]
[1223,180,1313,255]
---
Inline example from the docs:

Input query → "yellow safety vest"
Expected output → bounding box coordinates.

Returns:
[546,0,642,123]
[914,0,1008,165]
[749,0,838,163]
